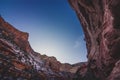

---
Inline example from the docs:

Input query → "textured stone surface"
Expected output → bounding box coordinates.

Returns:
[69,0,120,80]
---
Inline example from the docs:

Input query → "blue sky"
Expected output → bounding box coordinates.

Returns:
[0,0,87,64]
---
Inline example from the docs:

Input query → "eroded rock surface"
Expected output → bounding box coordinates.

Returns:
[69,0,120,80]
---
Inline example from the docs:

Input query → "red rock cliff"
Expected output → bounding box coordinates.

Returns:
[0,16,76,80]
[0,16,33,54]
[69,0,120,80]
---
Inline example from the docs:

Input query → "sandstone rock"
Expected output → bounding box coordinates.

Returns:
[60,63,72,72]
[107,60,120,80]
[69,0,120,80]
[42,55,61,72]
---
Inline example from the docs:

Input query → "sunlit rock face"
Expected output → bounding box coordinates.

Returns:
[69,0,120,80]
[0,16,80,80]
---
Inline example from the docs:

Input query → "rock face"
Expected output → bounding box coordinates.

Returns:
[0,16,79,80]
[69,0,120,80]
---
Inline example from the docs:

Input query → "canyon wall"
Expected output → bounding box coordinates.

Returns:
[69,0,120,80]
[0,16,79,80]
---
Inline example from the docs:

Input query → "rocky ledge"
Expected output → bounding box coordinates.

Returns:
[69,0,120,80]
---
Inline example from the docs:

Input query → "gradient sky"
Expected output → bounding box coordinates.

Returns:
[0,0,87,64]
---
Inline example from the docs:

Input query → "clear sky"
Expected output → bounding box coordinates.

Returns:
[0,0,87,64]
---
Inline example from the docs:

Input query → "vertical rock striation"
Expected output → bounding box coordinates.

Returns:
[69,0,120,80]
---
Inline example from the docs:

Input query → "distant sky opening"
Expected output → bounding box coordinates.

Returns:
[0,0,87,64]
